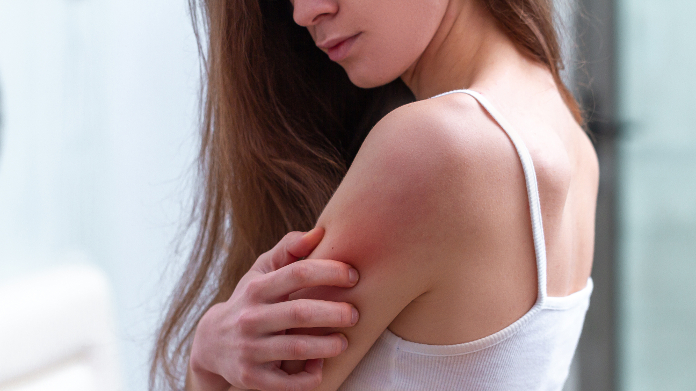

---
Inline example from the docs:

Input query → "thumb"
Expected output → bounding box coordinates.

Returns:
[286,227,324,259]
[259,227,325,273]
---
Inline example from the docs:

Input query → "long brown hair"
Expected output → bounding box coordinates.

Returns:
[150,0,581,389]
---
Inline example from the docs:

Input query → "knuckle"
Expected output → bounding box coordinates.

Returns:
[258,249,273,264]
[288,338,309,358]
[260,247,272,259]
[236,309,258,334]
[283,231,301,245]
[336,264,349,281]
[244,278,264,299]
[238,368,257,389]
[236,339,256,361]
[290,263,312,284]
[331,337,344,355]
[290,301,312,325]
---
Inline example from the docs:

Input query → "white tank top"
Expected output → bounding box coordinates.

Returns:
[338,90,593,391]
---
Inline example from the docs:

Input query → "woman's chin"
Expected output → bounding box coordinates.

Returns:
[344,66,399,89]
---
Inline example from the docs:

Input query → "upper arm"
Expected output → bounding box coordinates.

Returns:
[287,101,473,390]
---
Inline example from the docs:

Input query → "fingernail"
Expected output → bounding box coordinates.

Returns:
[351,307,359,325]
[349,268,359,284]
[341,335,348,351]
[318,358,324,369]
[302,227,318,240]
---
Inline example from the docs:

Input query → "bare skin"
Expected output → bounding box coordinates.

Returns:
[190,0,599,390]
[282,0,598,386]
[189,229,361,391]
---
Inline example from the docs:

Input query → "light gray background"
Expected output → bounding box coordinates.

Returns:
[616,0,696,389]
[0,1,198,390]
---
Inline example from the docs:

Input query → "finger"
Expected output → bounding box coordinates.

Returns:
[257,258,359,301]
[285,227,324,260]
[255,333,348,362]
[246,364,323,391]
[258,228,324,273]
[254,299,359,333]
[304,358,324,377]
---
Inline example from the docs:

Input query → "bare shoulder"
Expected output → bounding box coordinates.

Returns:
[339,92,514,203]
[356,92,513,173]
[286,93,518,390]
[318,93,517,262]
[315,96,484,266]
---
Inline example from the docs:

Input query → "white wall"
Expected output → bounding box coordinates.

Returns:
[0,0,200,390]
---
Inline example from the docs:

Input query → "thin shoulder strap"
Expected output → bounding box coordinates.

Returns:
[431,89,548,302]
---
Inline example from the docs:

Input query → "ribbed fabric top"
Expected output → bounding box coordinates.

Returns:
[338,90,593,391]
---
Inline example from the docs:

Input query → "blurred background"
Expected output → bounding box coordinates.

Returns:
[0,0,693,390]
[0,0,197,390]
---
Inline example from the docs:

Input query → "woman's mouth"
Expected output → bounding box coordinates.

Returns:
[317,33,361,62]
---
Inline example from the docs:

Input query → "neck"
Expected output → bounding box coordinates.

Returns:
[400,0,526,100]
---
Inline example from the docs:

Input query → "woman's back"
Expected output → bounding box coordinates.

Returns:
[285,74,598,390]
[337,88,596,390]
[389,66,599,346]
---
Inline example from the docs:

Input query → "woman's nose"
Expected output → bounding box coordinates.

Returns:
[292,0,338,27]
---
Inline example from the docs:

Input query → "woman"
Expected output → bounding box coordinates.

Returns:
[152,0,598,389]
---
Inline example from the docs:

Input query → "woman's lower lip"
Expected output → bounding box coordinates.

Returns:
[328,34,360,62]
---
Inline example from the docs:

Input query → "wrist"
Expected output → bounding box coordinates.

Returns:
[188,359,230,391]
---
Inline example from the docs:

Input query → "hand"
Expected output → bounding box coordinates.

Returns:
[189,228,360,391]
